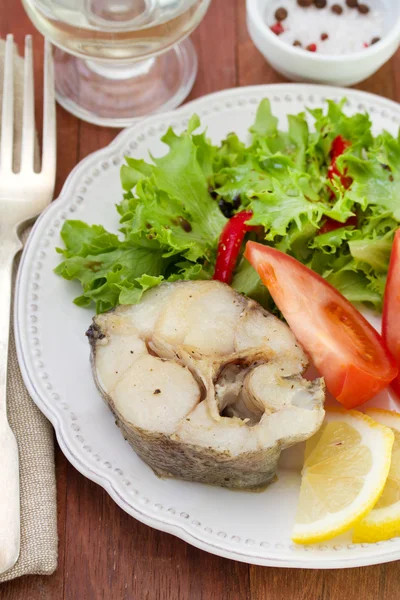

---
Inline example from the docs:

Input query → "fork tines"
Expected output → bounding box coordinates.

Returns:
[1,34,56,178]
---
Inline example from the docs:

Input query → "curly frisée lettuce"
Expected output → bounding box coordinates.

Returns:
[55,99,400,313]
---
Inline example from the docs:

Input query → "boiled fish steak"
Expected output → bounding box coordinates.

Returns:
[87,280,325,490]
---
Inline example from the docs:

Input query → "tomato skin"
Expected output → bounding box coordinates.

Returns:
[391,379,400,398]
[245,241,398,408]
[382,229,400,396]
[335,364,397,409]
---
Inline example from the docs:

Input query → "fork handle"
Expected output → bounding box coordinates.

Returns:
[0,233,22,423]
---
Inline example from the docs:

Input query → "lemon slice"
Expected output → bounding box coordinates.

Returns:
[353,409,400,543]
[292,409,394,545]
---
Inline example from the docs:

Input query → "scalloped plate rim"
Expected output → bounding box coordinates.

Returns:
[14,83,400,568]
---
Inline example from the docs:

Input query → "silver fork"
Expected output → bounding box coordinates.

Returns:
[0,34,56,574]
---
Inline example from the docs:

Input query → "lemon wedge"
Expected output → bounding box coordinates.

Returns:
[353,409,400,543]
[292,409,394,545]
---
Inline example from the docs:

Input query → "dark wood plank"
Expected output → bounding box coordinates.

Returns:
[249,564,392,600]
[189,0,238,97]
[236,0,287,87]
[0,442,68,600]
[63,463,250,600]
[392,48,400,103]
[61,2,250,600]
[0,5,78,600]
[2,0,400,599]
[235,2,400,599]
[354,59,396,100]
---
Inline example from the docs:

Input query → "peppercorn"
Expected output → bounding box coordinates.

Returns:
[218,199,233,218]
[306,43,317,52]
[358,3,370,13]
[314,0,327,8]
[297,0,313,6]
[371,37,381,44]
[293,40,302,47]
[331,4,343,14]
[321,32,329,41]
[275,7,288,21]
[346,0,358,7]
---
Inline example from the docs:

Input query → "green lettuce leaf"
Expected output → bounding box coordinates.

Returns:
[55,98,400,314]
[55,221,170,313]
[232,258,272,310]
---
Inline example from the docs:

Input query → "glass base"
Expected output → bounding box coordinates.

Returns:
[54,38,198,127]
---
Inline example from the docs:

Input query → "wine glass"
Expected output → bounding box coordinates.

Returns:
[22,0,211,127]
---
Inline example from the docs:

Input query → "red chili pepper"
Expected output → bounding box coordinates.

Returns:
[319,215,358,235]
[306,43,317,52]
[319,136,356,233]
[328,135,353,193]
[213,210,255,284]
[330,135,351,161]
[271,22,284,35]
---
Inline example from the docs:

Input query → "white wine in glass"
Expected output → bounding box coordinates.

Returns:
[23,0,211,126]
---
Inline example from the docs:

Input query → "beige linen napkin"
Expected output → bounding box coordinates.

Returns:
[0,39,58,583]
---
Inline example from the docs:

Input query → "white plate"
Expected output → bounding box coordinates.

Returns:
[15,84,400,569]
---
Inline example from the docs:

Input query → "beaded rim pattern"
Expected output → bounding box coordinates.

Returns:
[15,84,400,569]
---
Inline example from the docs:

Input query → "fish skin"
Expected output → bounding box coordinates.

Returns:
[87,281,325,490]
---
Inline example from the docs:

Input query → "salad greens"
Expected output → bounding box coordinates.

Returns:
[55,99,400,313]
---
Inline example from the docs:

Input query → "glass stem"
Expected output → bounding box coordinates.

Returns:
[85,57,156,79]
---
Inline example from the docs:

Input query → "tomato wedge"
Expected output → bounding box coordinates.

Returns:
[383,230,400,396]
[245,242,398,408]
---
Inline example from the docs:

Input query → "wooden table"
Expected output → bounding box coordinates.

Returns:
[1,1,400,598]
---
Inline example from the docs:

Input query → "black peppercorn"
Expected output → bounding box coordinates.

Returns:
[314,0,327,8]
[358,3,370,13]
[275,7,288,21]
[331,4,343,15]
[346,0,358,7]
[297,0,313,7]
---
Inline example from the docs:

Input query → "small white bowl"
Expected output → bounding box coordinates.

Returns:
[247,0,400,86]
